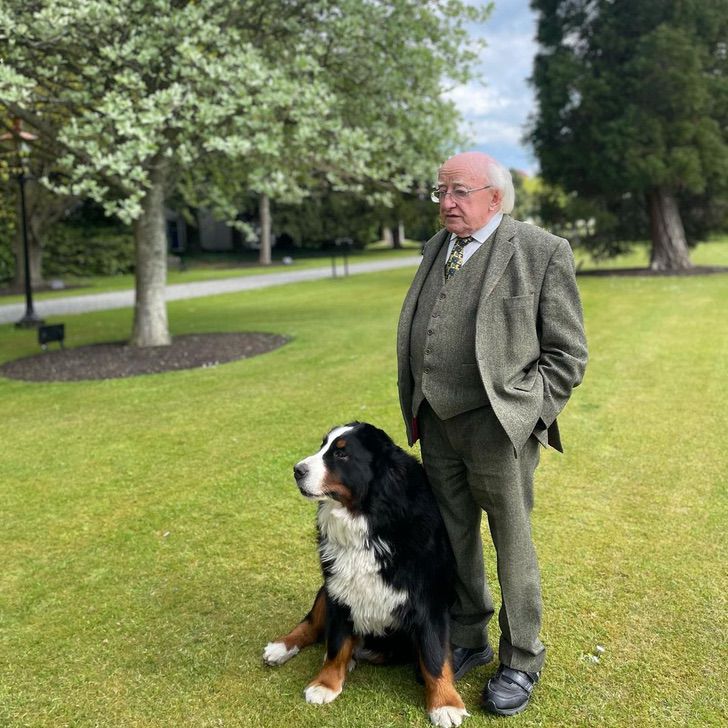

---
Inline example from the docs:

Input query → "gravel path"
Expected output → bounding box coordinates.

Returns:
[0,256,421,325]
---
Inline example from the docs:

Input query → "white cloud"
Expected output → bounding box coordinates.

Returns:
[447,0,539,172]
[444,83,512,116]
[463,117,524,146]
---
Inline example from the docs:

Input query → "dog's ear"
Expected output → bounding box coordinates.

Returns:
[359,423,396,451]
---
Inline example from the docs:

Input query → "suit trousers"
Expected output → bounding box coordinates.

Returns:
[418,400,546,673]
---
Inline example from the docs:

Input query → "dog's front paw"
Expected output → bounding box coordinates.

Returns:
[429,705,470,728]
[263,641,299,666]
[304,682,341,704]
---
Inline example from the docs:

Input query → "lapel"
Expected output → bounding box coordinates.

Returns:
[479,214,516,304]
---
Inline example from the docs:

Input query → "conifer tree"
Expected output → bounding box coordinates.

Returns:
[529,0,728,270]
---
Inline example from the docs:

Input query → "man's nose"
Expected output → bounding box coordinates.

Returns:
[441,193,457,209]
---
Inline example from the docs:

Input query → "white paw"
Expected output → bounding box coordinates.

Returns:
[304,683,341,704]
[263,641,299,665]
[429,705,470,728]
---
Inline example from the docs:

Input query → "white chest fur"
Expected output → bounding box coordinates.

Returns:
[317,502,407,636]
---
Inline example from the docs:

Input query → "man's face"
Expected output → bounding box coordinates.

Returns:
[437,157,501,237]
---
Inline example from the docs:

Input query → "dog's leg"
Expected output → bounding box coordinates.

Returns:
[304,601,358,704]
[417,622,469,727]
[263,586,326,665]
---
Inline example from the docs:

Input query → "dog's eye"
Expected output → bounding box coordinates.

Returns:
[333,449,347,460]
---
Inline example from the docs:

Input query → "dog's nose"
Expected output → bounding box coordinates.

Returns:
[293,463,308,481]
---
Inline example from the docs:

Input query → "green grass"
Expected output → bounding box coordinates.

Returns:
[1,246,727,727]
[573,235,728,271]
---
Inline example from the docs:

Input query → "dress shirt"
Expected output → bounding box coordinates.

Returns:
[445,212,503,265]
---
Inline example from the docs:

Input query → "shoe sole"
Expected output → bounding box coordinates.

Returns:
[482,697,530,717]
[453,644,495,681]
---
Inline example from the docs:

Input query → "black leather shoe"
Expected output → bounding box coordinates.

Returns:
[481,664,540,716]
[451,643,494,681]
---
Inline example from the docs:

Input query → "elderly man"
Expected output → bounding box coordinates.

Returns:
[397,151,587,716]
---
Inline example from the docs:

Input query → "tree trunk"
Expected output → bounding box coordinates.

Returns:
[131,160,171,347]
[381,225,393,247]
[647,188,692,271]
[259,193,272,265]
[392,220,405,249]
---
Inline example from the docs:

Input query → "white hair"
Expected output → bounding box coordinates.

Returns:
[484,157,515,214]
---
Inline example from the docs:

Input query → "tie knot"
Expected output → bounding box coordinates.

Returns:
[455,236,472,247]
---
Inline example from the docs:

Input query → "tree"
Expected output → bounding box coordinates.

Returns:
[1,0,489,345]
[529,0,728,270]
[1,114,77,291]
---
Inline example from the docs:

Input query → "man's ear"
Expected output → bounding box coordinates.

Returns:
[490,189,502,211]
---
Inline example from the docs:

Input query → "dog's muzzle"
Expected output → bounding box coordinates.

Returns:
[294,461,315,496]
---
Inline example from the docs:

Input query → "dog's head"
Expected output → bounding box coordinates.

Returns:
[293,422,395,511]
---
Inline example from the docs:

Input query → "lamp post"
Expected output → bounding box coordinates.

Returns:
[1,118,44,328]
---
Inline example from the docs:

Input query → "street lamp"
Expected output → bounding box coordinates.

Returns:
[1,118,44,328]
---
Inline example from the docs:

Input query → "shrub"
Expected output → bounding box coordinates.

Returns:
[0,235,14,285]
[43,223,135,277]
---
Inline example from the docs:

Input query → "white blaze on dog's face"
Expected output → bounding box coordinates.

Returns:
[294,425,355,503]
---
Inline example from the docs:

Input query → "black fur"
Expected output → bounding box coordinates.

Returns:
[311,422,455,675]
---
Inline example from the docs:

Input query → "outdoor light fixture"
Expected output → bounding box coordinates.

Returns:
[1,118,44,328]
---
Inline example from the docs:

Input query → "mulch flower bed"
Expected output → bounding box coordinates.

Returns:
[0,332,289,382]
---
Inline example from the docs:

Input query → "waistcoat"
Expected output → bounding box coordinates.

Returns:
[410,237,493,420]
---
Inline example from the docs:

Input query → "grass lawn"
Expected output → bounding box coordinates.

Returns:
[573,235,728,270]
[1,247,726,726]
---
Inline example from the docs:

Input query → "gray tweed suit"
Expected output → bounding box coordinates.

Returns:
[396,214,587,672]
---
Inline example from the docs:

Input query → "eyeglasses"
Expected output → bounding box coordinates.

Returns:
[430,185,493,203]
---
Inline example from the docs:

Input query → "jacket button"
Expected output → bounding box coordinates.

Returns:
[439,293,446,299]
[427,329,433,335]
[425,348,432,355]
[424,367,430,374]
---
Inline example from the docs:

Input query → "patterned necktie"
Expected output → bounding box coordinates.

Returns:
[444,236,472,279]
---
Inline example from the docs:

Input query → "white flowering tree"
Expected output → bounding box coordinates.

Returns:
[1,0,488,346]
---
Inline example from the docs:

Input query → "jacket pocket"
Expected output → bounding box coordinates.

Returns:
[503,292,534,307]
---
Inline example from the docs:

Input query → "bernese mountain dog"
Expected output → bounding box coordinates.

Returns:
[263,422,468,727]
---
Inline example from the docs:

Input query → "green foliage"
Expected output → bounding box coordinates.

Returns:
[1,0,490,225]
[272,193,379,249]
[529,0,728,248]
[0,239,14,284]
[42,223,134,278]
[0,155,15,284]
[232,188,439,250]
[511,171,542,223]
[0,210,14,285]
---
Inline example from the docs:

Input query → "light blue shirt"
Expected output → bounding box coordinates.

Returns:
[446,212,504,265]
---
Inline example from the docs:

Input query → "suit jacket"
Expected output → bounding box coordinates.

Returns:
[397,215,588,453]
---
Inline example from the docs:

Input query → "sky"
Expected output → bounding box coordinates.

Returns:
[446,0,539,174]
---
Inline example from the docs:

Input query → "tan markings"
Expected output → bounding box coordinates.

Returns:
[335,438,347,449]
[420,656,465,712]
[308,635,359,694]
[277,589,326,651]
[322,474,355,511]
